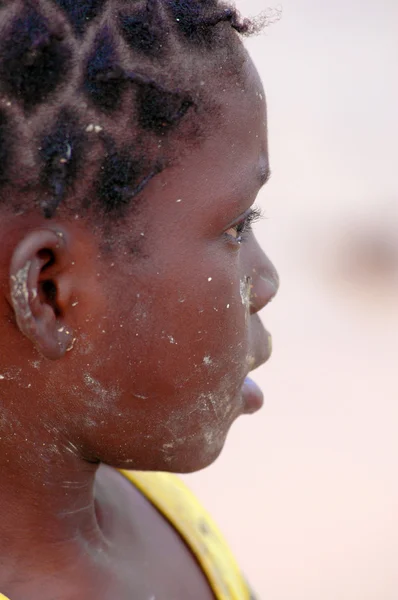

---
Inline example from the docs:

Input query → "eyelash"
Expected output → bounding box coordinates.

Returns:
[228,206,264,244]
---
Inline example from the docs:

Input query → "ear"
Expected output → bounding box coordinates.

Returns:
[9,228,75,360]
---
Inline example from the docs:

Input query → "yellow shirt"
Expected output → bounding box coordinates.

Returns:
[0,471,253,600]
[122,471,251,600]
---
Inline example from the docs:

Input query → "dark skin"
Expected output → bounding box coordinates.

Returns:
[0,51,278,600]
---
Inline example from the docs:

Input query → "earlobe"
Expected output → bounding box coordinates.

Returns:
[9,228,75,360]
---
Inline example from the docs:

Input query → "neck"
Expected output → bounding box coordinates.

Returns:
[0,427,107,581]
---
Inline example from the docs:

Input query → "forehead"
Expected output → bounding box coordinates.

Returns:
[214,54,268,179]
[147,55,268,216]
[172,55,268,207]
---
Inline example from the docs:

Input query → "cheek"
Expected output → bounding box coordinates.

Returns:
[141,270,249,392]
[80,254,252,469]
[117,269,247,405]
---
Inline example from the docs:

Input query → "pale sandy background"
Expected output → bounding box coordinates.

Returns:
[185,2,398,599]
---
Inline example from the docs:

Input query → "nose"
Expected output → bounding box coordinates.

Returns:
[249,243,279,315]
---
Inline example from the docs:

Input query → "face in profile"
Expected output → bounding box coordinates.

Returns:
[45,56,277,473]
[1,14,278,475]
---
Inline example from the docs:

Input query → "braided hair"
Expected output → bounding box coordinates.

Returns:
[0,0,257,220]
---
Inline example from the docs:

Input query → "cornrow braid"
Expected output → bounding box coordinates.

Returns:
[54,0,107,36]
[0,0,256,220]
[119,0,166,57]
[167,0,251,45]
[0,4,72,111]
[39,108,87,218]
[127,71,194,133]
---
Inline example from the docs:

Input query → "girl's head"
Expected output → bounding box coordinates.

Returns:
[0,0,278,473]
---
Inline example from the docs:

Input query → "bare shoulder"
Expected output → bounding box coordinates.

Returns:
[95,466,216,600]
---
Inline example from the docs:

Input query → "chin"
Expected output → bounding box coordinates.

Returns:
[106,421,231,473]
[161,436,227,475]
[109,443,223,473]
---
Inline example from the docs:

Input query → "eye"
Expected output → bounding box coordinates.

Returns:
[225,206,264,244]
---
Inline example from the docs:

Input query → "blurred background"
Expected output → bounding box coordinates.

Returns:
[185,1,398,598]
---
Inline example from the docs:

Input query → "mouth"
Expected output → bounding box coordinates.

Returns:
[240,267,278,415]
[241,329,272,414]
[246,328,272,371]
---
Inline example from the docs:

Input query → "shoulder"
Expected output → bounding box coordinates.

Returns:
[120,470,253,600]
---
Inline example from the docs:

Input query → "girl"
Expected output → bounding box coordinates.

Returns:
[0,1,278,598]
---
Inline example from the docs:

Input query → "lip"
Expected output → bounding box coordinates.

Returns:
[247,320,273,371]
[241,376,264,414]
[241,268,278,415]
[242,327,272,414]
[242,317,272,414]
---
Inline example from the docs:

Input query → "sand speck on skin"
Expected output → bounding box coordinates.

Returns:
[10,261,33,325]
[240,277,252,312]
[161,331,178,345]
[0,368,22,382]
[63,440,80,457]
[83,374,118,406]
